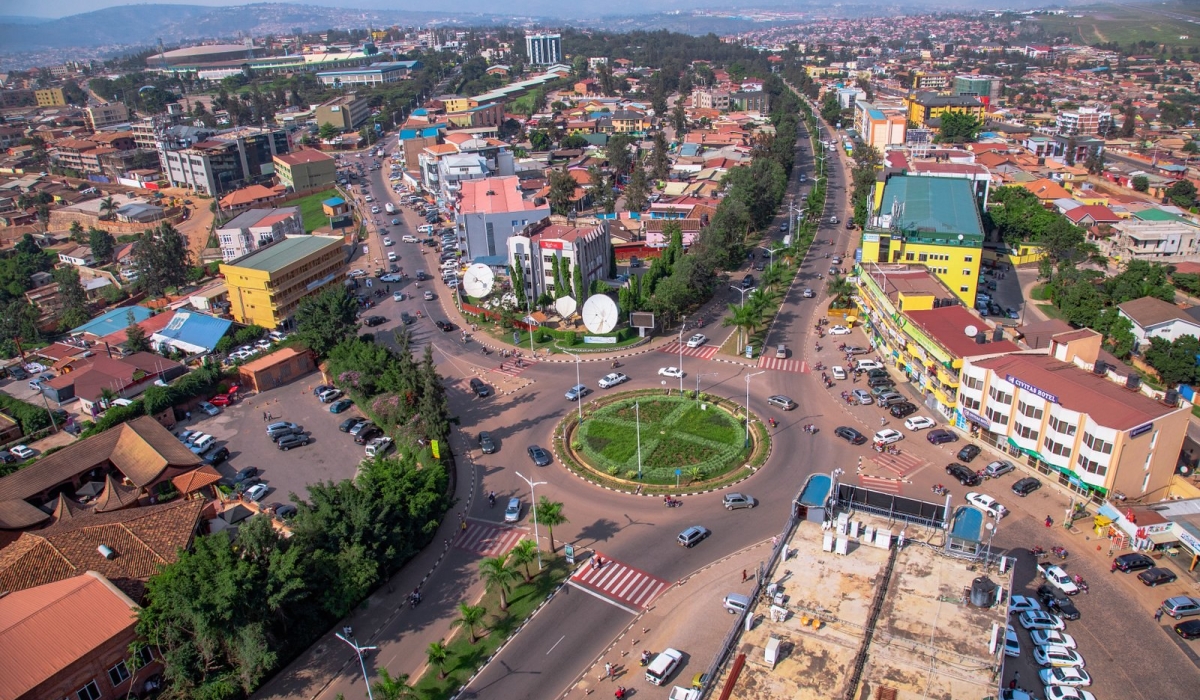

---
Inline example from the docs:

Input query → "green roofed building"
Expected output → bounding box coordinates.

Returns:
[219,235,345,328]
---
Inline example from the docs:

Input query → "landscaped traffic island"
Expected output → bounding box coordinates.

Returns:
[556,391,769,493]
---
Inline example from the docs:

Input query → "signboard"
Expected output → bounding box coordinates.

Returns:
[1006,374,1059,404]
[540,240,565,251]
[630,312,655,329]
[564,543,575,565]
[862,233,880,243]
[584,335,618,344]
[1130,422,1154,438]
[962,409,991,430]
[431,440,440,459]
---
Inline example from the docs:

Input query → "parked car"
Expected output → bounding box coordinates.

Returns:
[1175,619,1200,640]
[946,463,981,486]
[889,402,918,419]
[957,444,982,462]
[851,389,872,405]
[835,426,867,445]
[198,401,220,416]
[527,445,552,466]
[339,417,367,433]
[966,492,1007,518]
[205,446,230,465]
[244,483,269,502]
[1113,553,1156,572]
[1038,667,1091,687]
[318,388,342,403]
[363,315,387,327]
[1138,567,1178,587]
[1012,476,1042,496]
[982,460,1016,478]
[1008,595,1042,615]
[873,428,903,445]
[926,429,957,445]
[1004,624,1021,658]
[1037,585,1081,621]
[1033,645,1085,668]
[1161,596,1200,620]
[10,445,35,460]
[1030,629,1076,649]
[828,325,851,335]
[277,433,310,451]
[905,416,936,431]
[1019,610,1065,631]
[354,426,383,444]
[233,466,259,483]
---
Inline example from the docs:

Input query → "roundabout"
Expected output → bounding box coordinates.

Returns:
[555,390,770,494]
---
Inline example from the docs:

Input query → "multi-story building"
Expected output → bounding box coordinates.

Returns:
[1056,106,1113,136]
[315,61,421,88]
[861,174,985,305]
[419,133,515,204]
[952,75,1003,107]
[396,123,446,171]
[49,138,105,175]
[729,91,770,113]
[853,101,907,152]
[525,33,562,65]
[960,331,1189,503]
[904,92,986,129]
[911,71,950,90]
[693,89,730,111]
[34,87,66,107]
[84,102,130,131]
[220,234,345,328]
[161,126,289,196]
[274,148,336,191]
[1109,219,1200,261]
[314,93,371,132]
[456,176,551,262]
[216,207,304,261]
[507,216,612,303]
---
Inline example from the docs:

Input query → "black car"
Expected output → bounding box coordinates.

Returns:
[945,463,981,486]
[867,375,894,389]
[479,431,497,454]
[956,444,981,463]
[1012,476,1042,496]
[312,384,331,396]
[0,450,15,464]
[835,426,867,445]
[339,417,367,433]
[400,312,415,325]
[435,320,455,332]
[277,433,310,451]
[527,445,552,466]
[271,503,298,519]
[8,366,28,380]
[1113,552,1156,572]
[742,274,754,289]
[1036,584,1081,620]
[1175,619,1200,640]
[469,378,491,398]
[1139,567,1178,587]
[865,369,889,380]
[205,446,230,466]
[363,315,387,327]
[354,426,383,444]
[926,429,957,445]
[890,402,918,418]
[234,466,259,483]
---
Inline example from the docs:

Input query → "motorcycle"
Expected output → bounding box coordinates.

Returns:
[768,417,778,428]
[612,361,621,369]
[885,445,900,456]
[814,362,825,371]
[663,497,682,508]
[409,590,422,609]
[1030,546,1047,559]
[639,651,652,667]
[932,484,948,496]
[1051,546,1069,560]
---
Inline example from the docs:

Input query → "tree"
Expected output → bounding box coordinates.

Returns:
[722,302,760,353]
[624,161,649,212]
[529,129,552,151]
[1185,141,1200,155]
[605,133,633,175]
[1166,179,1197,208]
[534,496,567,554]
[54,267,90,330]
[936,110,983,143]
[294,286,360,358]
[124,310,150,353]
[479,553,521,610]
[68,220,85,242]
[425,642,450,679]
[131,222,192,297]
[819,91,841,124]
[671,101,686,133]
[825,275,855,306]
[572,260,585,303]
[547,168,576,216]
[1119,103,1138,137]
[99,196,118,221]
[88,227,115,264]
[1143,335,1200,386]
[371,669,417,700]
[508,538,538,582]
[318,122,339,140]
[1132,175,1150,192]
[451,602,487,643]
[650,130,670,181]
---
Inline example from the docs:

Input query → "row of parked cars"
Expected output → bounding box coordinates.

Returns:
[1007,585,1096,698]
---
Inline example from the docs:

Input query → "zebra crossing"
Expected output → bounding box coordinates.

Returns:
[491,358,538,377]
[570,555,670,612]
[657,341,719,360]
[453,521,525,558]
[871,450,926,478]
[757,356,808,373]
[859,474,903,494]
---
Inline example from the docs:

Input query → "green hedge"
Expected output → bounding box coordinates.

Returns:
[0,394,55,434]
[83,361,226,436]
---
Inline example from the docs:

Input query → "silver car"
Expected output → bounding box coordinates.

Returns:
[852,389,873,405]
[722,493,756,510]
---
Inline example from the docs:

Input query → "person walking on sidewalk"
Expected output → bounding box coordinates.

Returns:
[1155,608,1164,623]
[605,662,613,679]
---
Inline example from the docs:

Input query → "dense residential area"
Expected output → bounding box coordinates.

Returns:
[2,6,1200,700]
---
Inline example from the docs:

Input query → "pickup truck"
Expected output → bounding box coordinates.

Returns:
[669,687,700,700]
[1037,563,1080,596]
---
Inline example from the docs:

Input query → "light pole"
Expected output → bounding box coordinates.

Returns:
[744,371,765,448]
[335,627,378,700]
[694,371,717,399]
[677,324,685,392]
[515,471,546,570]
[729,285,757,352]
[636,401,643,480]
[566,350,582,424]
[758,245,777,270]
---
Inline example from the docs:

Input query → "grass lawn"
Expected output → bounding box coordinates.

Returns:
[412,556,571,699]
[1030,6,1200,48]
[1030,283,1051,302]
[1035,303,1067,321]
[293,188,338,233]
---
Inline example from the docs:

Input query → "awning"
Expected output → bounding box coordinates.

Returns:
[1148,531,1178,545]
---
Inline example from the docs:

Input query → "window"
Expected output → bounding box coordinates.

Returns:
[905,252,915,261]
[961,285,970,292]
[1076,453,1108,477]
[1015,422,1039,441]
[108,660,131,686]
[1083,432,1113,454]
[989,386,1012,404]
[485,222,496,257]
[918,253,928,262]
[1048,415,1076,436]
[962,395,981,411]
[1043,436,1072,458]
[985,406,1009,426]
[135,646,154,668]
[77,681,101,700]
[965,375,984,391]
[1018,401,1043,420]
[963,269,972,277]
[964,255,973,262]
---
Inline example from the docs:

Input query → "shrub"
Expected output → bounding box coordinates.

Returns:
[0,394,54,434]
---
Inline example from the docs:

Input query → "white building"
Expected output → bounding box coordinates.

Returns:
[456,177,550,263]
[215,207,303,261]
[506,217,612,302]
[525,33,562,65]
[1116,296,1200,349]
[1056,106,1113,136]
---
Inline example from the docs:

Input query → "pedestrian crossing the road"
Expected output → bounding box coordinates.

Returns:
[491,358,538,377]
[570,555,670,612]
[453,522,525,558]
[657,341,719,360]
[859,474,903,494]
[871,450,926,478]
[757,356,808,373]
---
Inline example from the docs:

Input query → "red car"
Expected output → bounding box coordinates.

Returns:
[209,394,234,406]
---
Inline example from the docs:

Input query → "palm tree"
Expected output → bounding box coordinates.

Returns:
[826,275,854,307]
[371,669,417,700]
[534,496,568,554]
[479,553,521,611]
[451,602,486,644]
[508,538,538,582]
[99,387,118,409]
[425,641,449,680]
[723,303,760,353]
[98,196,117,221]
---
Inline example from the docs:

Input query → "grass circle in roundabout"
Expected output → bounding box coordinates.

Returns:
[568,393,757,488]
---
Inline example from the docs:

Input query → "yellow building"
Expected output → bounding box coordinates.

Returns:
[862,174,985,305]
[220,235,345,329]
[441,96,475,114]
[904,91,986,128]
[34,88,66,107]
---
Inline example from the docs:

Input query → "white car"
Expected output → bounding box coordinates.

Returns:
[598,372,628,389]
[1019,610,1065,631]
[1008,595,1041,615]
[318,388,342,403]
[1044,687,1096,700]
[243,483,269,502]
[1004,624,1020,658]
[504,497,521,523]
[965,492,1007,519]
[658,367,684,378]
[199,401,220,416]
[904,416,936,431]
[392,292,405,302]
[9,444,35,460]
[686,333,708,348]
[383,237,393,246]
[402,235,418,243]
[380,273,402,282]
[1039,666,1091,687]
[873,429,903,445]
[1030,630,1076,649]
[348,269,367,278]
[1033,644,1085,668]
[829,325,852,335]
[802,288,815,298]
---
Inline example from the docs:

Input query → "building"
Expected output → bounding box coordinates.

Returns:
[274,148,336,191]
[238,346,317,393]
[396,123,446,171]
[853,101,907,152]
[315,61,421,88]
[1110,218,1200,261]
[507,217,612,303]
[960,331,1190,502]
[161,126,289,196]
[0,572,163,700]
[314,93,371,132]
[220,235,345,328]
[34,87,66,107]
[149,310,233,354]
[419,134,515,204]
[862,175,985,304]
[904,92,986,128]
[952,74,1002,107]
[445,101,506,129]
[216,206,304,261]
[147,43,255,68]
[84,102,130,131]
[456,176,551,263]
[910,70,950,90]
[1056,106,1113,136]
[525,33,562,65]
[693,89,730,111]
[1117,296,1200,350]
[39,352,188,412]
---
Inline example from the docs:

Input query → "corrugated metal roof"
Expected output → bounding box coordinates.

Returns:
[151,311,232,352]
[880,175,985,238]
[70,306,153,337]
[226,235,343,273]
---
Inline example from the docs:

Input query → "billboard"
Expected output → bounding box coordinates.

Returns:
[630,312,655,329]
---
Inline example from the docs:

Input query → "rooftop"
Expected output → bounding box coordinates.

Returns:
[1117,296,1200,329]
[223,234,343,274]
[316,60,420,77]
[70,306,153,338]
[221,206,300,231]
[275,148,335,166]
[877,175,985,240]
[905,306,1021,358]
[459,176,543,215]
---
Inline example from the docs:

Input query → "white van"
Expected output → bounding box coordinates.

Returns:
[645,648,683,686]
[190,434,216,455]
[723,592,751,614]
[384,202,396,214]
[418,224,435,234]
[855,359,884,372]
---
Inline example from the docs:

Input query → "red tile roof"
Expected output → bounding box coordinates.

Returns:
[274,148,334,166]
[905,306,1021,358]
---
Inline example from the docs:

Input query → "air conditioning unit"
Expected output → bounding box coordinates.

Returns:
[1125,375,1141,391]
[1092,361,1106,375]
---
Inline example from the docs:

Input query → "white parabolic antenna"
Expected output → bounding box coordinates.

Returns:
[462,264,494,297]
[582,295,618,334]
[964,325,979,338]
[555,295,578,318]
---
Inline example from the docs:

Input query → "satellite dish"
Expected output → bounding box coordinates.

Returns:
[555,296,578,318]
[581,295,618,334]
[462,264,494,298]
[964,325,979,337]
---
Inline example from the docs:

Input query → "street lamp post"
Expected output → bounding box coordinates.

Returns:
[744,371,765,448]
[515,471,547,570]
[730,285,757,352]
[694,371,717,399]
[758,245,777,270]
[566,350,582,424]
[677,324,685,393]
[335,627,378,700]
[636,401,643,479]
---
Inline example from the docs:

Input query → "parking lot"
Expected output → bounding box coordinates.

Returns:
[178,373,367,506]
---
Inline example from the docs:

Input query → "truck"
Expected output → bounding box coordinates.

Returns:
[1037,563,1080,596]
[669,687,700,700]
[385,202,396,214]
